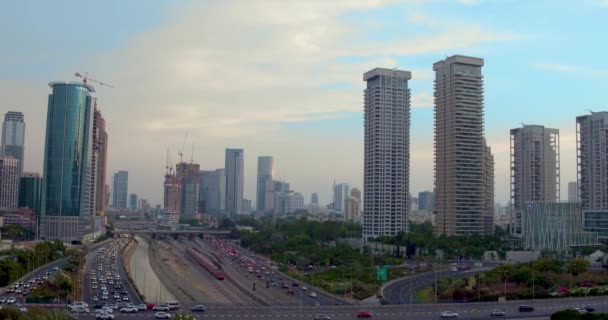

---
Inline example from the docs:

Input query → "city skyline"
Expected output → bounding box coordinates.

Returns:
[2,1,608,206]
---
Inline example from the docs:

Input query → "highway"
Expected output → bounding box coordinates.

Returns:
[381,265,494,304]
[54,296,608,320]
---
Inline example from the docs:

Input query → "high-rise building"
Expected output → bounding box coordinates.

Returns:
[311,192,319,205]
[112,171,128,209]
[577,112,608,211]
[363,68,411,240]
[274,191,304,217]
[483,142,495,233]
[418,191,434,212]
[256,156,274,212]
[41,82,101,243]
[129,193,138,211]
[434,55,494,236]
[509,125,560,236]
[105,184,110,207]
[163,172,181,219]
[92,106,108,216]
[225,148,244,216]
[568,181,579,202]
[333,183,351,213]
[199,169,226,214]
[138,199,149,212]
[0,157,19,209]
[1,111,25,177]
[344,188,361,222]
[242,198,252,214]
[177,162,200,217]
[18,172,41,214]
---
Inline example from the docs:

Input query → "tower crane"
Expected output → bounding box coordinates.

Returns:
[75,72,114,88]
[177,131,189,163]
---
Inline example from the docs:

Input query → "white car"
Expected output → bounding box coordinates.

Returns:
[71,306,90,314]
[440,311,459,318]
[154,312,171,319]
[7,297,16,304]
[120,306,138,313]
[309,292,317,298]
[153,305,170,311]
[96,313,114,319]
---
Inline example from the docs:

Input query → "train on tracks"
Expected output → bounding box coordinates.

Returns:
[186,247,225,280]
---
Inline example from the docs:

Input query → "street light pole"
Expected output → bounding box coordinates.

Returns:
[532,262,535,300]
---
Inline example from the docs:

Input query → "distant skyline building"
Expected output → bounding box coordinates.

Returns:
[92,106,108,216]
[568,181,579,202]
[163,172,181,219]
[344,188,361,222]
[225,148,244,216]
[40,82,102,243]
[510,125,560,237]
[434,55,494,236]
[577,112,608,211]
[199,169,226,214]
[418,191,434,212]
[177,162,200,217]
[311,192,319,205]
[242,198,252,214]
[19,172,41,215]
[129,193,138,211]
[333,183,350,213]
[363,68,411,240]
[274,191,304,217]
[0,156,19,209]
[1,111,25,177]
[112,170,128,209]
[256,156,274,212]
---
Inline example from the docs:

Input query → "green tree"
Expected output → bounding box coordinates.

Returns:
[551,309,582,320]
[0,305,22,320]
[568,258,589,276]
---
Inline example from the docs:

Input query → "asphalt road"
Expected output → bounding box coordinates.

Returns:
[81,239,143,306]
[382,266,494,304]
[0,258,69,304]
[49,296,608,320]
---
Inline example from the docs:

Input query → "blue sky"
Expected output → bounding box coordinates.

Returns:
[1,0,607,205]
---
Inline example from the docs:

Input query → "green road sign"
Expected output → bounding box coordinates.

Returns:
[376,266,387,282]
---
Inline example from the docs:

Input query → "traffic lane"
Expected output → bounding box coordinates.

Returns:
[117,240,143,305]
[0,258,69,299]
[82,246,105,304]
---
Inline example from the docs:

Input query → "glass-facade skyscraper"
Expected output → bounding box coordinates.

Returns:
[225,148,244,216]
[112,170,129,209]
[1,111,25,177]
[41,82,96,243]
[256,156,274,212]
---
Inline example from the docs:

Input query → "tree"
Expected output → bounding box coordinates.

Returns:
[568,258,589,276]
[550,309,581,320]
[0,305,22,320]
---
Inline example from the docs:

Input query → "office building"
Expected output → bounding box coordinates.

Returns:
[112,171,128,209]
[92,107,108,216]
[177,162,200,217]
[568,181,579,202]
[433,55,494,236]
[129,193,138,211]
[577,112,608,210]
[333,183,351,213]
[362,68,411,240]
[509,125,560,237]
[524,201,598,253]
[41,82,102,243]
[105,184,110,207]
[274,191,305,217]
[311,192,319,205]
[0,157,19,209]
[418,191,434,212]
[18,172,41,214]
[138,199,149,212]
[200,169,226,214]
[256,156,274,212]
[225,148,244,216]
[483,142,495,233]
[1,111,25,177]
[242,198,252,215]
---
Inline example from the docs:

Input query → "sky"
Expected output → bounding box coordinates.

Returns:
[1,0,608,207]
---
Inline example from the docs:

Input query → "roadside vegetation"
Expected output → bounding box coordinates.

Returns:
[552,310,608,320]
[227,217,409,299]
[417,257,608,302]
[0,241,66,287]
[0,305,71,320]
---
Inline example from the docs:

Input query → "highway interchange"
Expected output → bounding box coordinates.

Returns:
[3,237,608,319]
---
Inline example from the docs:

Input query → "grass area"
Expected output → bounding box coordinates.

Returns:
[415,287,434,302]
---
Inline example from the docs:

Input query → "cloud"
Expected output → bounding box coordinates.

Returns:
[412,91,434,108]
[532,63,608,77]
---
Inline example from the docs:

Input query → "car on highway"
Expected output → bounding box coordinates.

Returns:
[490,309,506,317]
[356,311,373,318]
[120,306,138,313]
[136,304,147,311]
[440,311,459,318]
[154,312,171,319]
[122,296,129,301]
[314,314,331,320]
[71,306,90,313]
[309,292,317,298]
[153,305,171,311]
[146,304,156,310]
[96,313,114,319]
[0,297,6,304]
[574,308,588,314]
[518,305,534,312]
[191,305,208,312]
[580,305,595,313]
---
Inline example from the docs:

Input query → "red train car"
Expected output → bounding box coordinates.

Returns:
[187,248,225,280]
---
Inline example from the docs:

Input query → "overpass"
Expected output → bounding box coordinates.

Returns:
[114,228,231,239]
